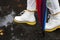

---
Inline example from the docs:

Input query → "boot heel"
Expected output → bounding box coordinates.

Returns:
[58,25,60,28]
[26,22,36,25]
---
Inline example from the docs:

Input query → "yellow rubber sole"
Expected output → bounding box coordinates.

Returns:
[45,26,60,32]
[14,19,36,25]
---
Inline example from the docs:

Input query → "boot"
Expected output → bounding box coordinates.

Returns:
[14,0,36,25]
[14,10,36,25]
[45,0,60,32]
[45,13,60,32]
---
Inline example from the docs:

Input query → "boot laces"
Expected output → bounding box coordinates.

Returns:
[48,14,57,23]
[18,10,25,16]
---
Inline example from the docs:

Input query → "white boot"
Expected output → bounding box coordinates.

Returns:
[45,0,60,32]
[14,10,36,25]
[14,0,36,25]
[45,13,60,32]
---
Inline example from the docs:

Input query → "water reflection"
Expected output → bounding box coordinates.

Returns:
[0,10,15,27]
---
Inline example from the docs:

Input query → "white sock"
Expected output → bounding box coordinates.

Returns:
[27,0,36,11]
[47,0,60,14]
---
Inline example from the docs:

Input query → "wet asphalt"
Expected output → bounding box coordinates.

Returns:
[0,0,43,40]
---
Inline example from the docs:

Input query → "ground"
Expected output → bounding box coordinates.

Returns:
[1,0,60,40]
[0,0,43,40]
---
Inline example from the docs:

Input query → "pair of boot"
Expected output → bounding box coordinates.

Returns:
[14,9,60,32]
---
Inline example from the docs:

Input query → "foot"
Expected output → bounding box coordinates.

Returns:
[45,12,60,32]
[14,10,36,25]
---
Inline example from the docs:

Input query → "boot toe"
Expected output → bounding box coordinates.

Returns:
[45,23,58,32]
[14,16,22,23]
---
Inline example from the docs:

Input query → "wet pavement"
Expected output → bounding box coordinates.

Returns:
[0,11,43,40]
[1,0,60,40]
[45,29,60,40]
[0,0,43,40]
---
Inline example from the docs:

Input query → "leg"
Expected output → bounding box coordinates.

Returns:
[27,0,36,11]
[47,0,60,14]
